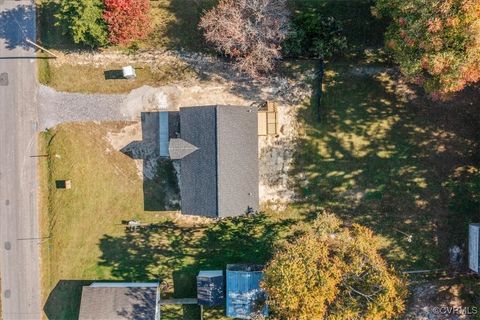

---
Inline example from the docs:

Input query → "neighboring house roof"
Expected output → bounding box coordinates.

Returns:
[178,105,259,217]
[78,283,159,320]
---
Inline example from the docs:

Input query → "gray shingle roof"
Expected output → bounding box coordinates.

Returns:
[168,138,198,160]
[179,106,218,217]
[78,285,158,320]
[216,106,259,217]
[178,105,259,217]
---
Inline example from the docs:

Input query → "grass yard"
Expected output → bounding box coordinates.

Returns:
[38,122,298,319]
[291,51,480,271]
[36,0,480,317]
[37,57,196,94]
[38,53,480,318]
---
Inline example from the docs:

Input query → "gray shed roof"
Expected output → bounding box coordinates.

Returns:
[78,284,159,320]
[178,105,259,217]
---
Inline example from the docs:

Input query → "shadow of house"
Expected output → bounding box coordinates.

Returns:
[0,4,35,50]
[44,280,93,320]
[97,213,293,301]
[121,112,180,211]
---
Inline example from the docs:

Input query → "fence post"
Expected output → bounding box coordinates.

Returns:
[315,58,325,122]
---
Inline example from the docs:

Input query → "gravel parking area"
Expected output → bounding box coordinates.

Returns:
[38,85,128,128]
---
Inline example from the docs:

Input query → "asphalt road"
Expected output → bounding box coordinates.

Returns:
[0,0,41,319]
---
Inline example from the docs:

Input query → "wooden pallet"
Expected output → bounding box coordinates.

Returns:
[258,101,278,136]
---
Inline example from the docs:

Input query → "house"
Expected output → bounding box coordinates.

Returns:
[78,282,160,320]
[161,105,259,218]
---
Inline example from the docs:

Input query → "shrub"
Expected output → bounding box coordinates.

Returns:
[263,213,407,320]
[284,10,347,59]
[55,0,108,47]
[103,0,151,45]
[199,0,290,78]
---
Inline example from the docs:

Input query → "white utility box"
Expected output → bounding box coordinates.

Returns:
[122,66,136,79]
[469,223,480,273]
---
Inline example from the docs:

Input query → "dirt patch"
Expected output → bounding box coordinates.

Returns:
[405,280,479,320]
[106,122,145,178]
[121,84,252,118]
[259,104,304,207]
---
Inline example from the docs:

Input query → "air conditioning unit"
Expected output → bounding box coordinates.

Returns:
[469,223,480,273]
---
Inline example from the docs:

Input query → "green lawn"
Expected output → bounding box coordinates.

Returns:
[38,55,480,318]
[291,52,480,271]
[37,58,196,94]
[36,0,480,317]
[39,122,297,319]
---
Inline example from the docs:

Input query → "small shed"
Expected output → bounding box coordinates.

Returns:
[226,264,268,319]
[197,270,224,307]
[469,223,480,273]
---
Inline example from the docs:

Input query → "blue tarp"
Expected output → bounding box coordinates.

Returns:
[226,265,268,319]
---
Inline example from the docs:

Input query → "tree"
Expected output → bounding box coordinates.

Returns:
[283,10,347,59]
[103,0,152,45]
[374,0,480,98]
[55,0,108,47]
[199,0,290,78]
[262,213,406,320]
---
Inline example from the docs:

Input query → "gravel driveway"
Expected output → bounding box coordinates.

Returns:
[38,85,129,128]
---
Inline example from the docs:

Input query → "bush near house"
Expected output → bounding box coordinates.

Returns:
[263,213,406,320]
[283,9,347,59]
[103,0,152,45]
[374,0,480,98]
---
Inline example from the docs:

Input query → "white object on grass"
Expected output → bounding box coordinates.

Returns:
[122,66,136,79]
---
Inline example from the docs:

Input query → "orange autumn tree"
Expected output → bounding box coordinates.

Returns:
[262,213,406,320]
[103,0,151,45]
[374,0,480,98]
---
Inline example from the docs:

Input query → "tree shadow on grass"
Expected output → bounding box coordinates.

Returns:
[289,55,480,270]
[147,0,218,52]
[97,214,293,299]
